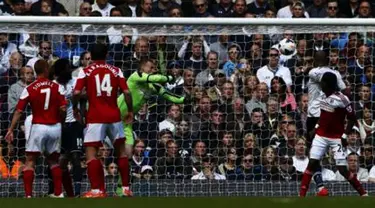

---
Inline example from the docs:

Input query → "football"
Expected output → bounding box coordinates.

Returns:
[278,38,297,56]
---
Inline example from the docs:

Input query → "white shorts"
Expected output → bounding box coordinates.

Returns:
[84,122,124,147]
[26,123,62,155]
[24,115,33,141]
[310,135,347,166]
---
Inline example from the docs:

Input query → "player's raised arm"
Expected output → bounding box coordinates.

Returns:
[152,83,185,104]
[135,59,174,84]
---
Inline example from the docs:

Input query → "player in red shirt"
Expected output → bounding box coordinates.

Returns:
[299,72,367,197]
[5,60,67,198]
[73,43,133,198]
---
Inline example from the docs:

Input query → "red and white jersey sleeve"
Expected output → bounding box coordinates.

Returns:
[76,61,123,123]
[316,92,354,139]
[118,69,128,92]
[17,78,67,125]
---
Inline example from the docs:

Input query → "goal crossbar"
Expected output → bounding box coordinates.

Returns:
[0,16,375,36]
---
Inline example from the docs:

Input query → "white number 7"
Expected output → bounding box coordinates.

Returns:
[41,88,51,110]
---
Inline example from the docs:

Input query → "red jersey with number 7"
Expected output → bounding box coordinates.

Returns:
[16,78,67,124]
[75,60,128,123]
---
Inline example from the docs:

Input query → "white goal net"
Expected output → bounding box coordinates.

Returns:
[0,15,375,197]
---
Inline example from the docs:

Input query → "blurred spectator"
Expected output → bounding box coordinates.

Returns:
[72,51,91,77]
[116,0,140,17]
[196,51,220,87]
[346,127,362,155]
[0,51,22,105]
[211,0,233,17]
[30,0,66,16]
[260,146,278,180]
[306,0,327,17]
[296,94,308,134]
[369,165,375,183]
[271,155,299,181]
[122,36,149,77]
[358,106,375,141]
[191,154,225,180]
[232,97,251,138]
[210,34,229,65]
[151,0,179,17]
[238,133,261,161]
[139,0,152,17]
[223,44,241,78]
[212,131,235,163]
[141,165,154,180]
[79,1,92,16]
[336,153,369,182]
[189,141,206,175]
[206,69,226,102]
[265,96,281,131]
[26,41,58,71]
[340,0,360,18]
[131,139,152,180]
[148,129,174,161]
[199,107,226,152]
[0,33,18,74]
[247,0,272,17]
[7,66,33,113]
[18,33,39,60]
[217,147,238,179]
[257,48,292,90]
[166,61,183,90]
[353,84,372,114]
[326,0,343,18]
[150,35,177,74]
[356,0,372,18]
[192,0,212,17]
[133,103,158,143]
[274,123,299,156]
[242,75,259,102]
[247,108,272,148]
[175,119,195,156]
[178,36,209,75]
[277,0,309,18]
[0,143,23,179]
[154,140,192,179]
[92,0,114,16]
[53,35,85,67]
[245,82,268,114]
[106,163,118,176]
[190,96,211,138]
[270,76,297,112]
[231,0,247,17]
[159,103,182,133]
[292,137,308,173]
[235,153,265,180]
[248,43,264,72]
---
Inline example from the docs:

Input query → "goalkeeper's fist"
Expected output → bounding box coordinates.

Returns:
[167,75,175,84]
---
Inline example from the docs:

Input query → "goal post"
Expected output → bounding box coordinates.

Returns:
[0,16,375,197]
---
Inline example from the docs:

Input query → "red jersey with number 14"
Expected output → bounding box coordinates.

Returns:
[315,92,356,139]
[16,78,67,124]
[75,60,128,123]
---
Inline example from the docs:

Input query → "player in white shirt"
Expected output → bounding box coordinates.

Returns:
[47,59,84,197]
[304,51,346,196]
[191,155,226,180]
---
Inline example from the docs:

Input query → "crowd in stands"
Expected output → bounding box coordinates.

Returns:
[1,0,375,182]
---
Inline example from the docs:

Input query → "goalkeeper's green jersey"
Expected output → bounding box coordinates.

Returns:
[117,71,185,118]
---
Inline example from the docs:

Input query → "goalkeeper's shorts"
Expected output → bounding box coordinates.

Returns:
[123,123,134,145]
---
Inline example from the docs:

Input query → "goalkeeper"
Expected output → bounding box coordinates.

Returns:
[116,59,185,197]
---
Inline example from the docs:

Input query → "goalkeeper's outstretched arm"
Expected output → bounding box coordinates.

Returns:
[153,83,185,104]
[134,71,174,84]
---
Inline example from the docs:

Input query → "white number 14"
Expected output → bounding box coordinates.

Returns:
[95,74,113,97]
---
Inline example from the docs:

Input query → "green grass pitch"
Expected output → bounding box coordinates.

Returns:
[0,197,374,208]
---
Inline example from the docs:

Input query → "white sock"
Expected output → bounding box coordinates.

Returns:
[317,186,325,192]
[122,186,130,192]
